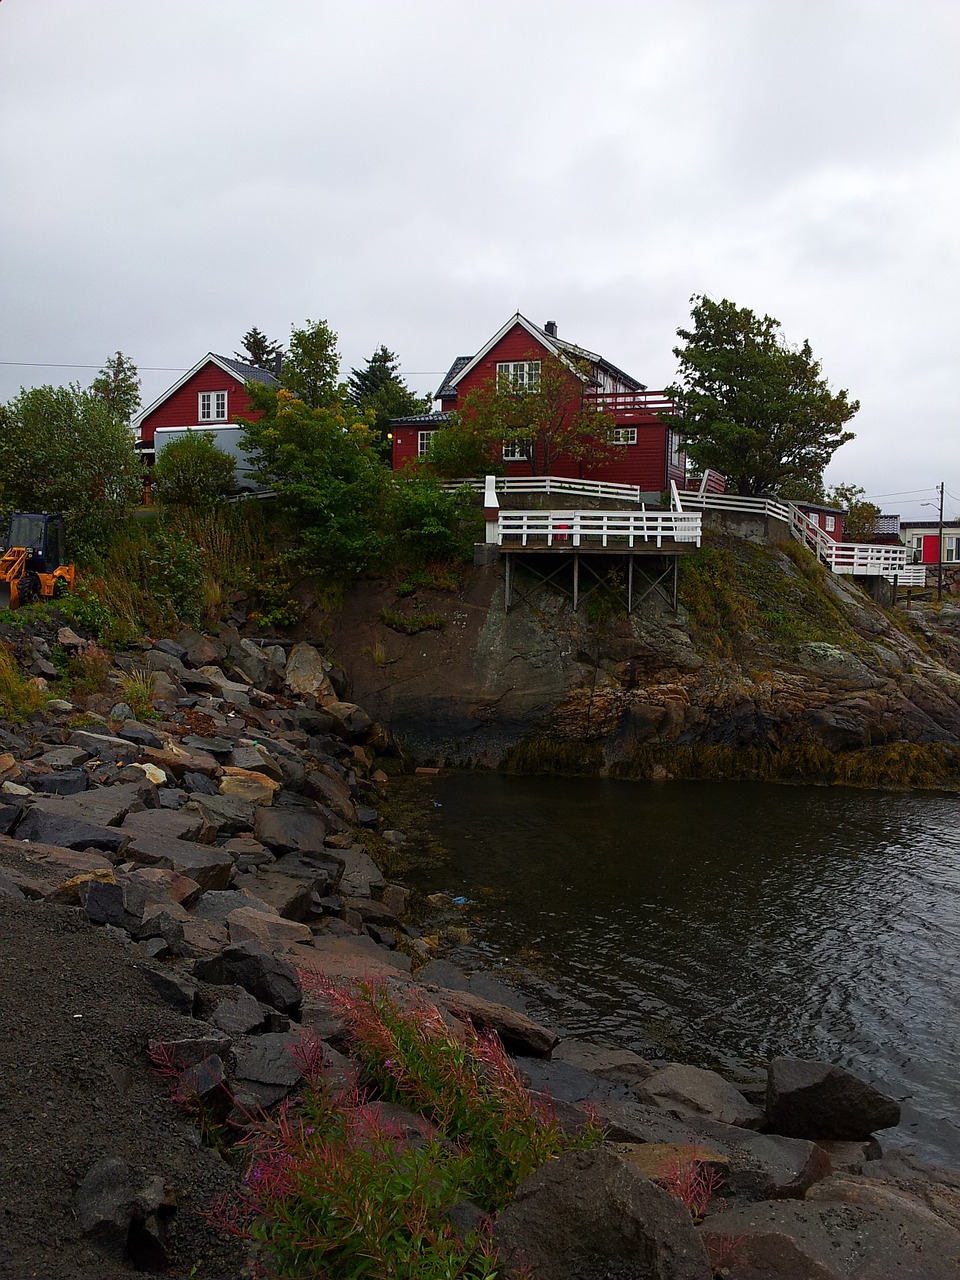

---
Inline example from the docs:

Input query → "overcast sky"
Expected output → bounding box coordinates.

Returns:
[2,0,957,518]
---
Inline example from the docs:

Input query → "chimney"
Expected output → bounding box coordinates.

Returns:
[273,352,282,379]
[544,320,557,337]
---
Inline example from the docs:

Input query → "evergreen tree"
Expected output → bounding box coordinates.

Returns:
[347,345,430,425]
[90,351,142,423]
[235,326,283,373]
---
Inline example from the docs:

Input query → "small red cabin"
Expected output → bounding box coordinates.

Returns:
[133,353,278,466]
[391,314,687,497]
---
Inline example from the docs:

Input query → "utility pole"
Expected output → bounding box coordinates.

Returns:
[937,481,945,602]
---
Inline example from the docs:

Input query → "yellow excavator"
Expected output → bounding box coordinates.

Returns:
[0,512,75,609]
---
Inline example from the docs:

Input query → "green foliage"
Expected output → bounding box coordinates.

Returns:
[281,318,341,409]
[425,416,502,479]
[117,665,158,720]
[0,383,144,552]
[381,606,446,635]
[90,351,142,423]
[235,325,283,373]
[311,981,602,1211]
[0,645,45,721]
[502,737,606,775]
[825,482,881,542]
[389,470,474,564]
[141,526,206,625]
[667,295,858,497]
[151,432,238,511]
[458,349,615,477]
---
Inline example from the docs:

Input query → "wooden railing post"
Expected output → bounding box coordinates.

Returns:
[483,475,500,545]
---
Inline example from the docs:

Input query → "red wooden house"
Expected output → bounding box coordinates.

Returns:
[133,353,278,468]
[390,314,692,498]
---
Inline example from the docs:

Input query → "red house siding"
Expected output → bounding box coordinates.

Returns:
[139,362,261,448]
[397,320,679,492]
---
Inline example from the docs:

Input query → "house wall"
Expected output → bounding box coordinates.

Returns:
[154,426,258,489]
[405,321,675,491]
[139,362,260,447]
[797,507,845,542]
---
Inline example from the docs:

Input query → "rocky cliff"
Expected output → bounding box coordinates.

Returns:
[330,536,960,786]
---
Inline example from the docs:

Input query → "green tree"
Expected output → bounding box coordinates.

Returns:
[825,482,881,542]
[91,351,142,423]
[425,415,503,479]
[347,345,431,431]
[239,384,390,578]
[0,384,143,551]
[667,296,858,497]
[151,431,238,510]
[235,326,283,373]
[281,318,341,409]
[456,349,615,477]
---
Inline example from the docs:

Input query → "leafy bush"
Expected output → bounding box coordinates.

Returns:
[381,607,446,635]
[151,431,238,510]
[208,982,601,1277]
[141,526,206,625]
[0,645,45,721]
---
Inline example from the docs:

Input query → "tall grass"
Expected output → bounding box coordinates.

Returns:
[0,645,46,721]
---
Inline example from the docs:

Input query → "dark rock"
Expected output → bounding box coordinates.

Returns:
[492,1146,712,1279]
[253,806,328,857]
[516,1056,634,1106]
[79,879,125,926]
[193,940,302,1016]
[183,793,255,835]
[73,1156,140,1262]
[181,770,221,795]
[553,1038,656,1086]
[153,638,187,660]
[233,1030,304,1105]
[115,722,164,750]
[734,1133,833,1199]
[31,769,90,795]
[121,807,214,844]
[356,805,378,826]
[176,629,225,668]
[429,986,558,1057]
[766,1057,901,1140]
[637,1063,764,1130]
[142,968,198,1016]
[14,805,131,857]
[182,735,236,757]
[209,988,265,1036]
[181,1053,229,1105]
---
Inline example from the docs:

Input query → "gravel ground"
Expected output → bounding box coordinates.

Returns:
[0,897,248,1279]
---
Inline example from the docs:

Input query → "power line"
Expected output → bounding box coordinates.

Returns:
[0,360,188,372]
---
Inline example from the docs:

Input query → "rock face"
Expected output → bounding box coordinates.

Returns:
[331,550,960,774]
[766,1057,902,1140]
[492,1147,712,1280]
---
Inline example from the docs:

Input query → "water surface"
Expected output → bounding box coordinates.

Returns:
[410,774,960,1163]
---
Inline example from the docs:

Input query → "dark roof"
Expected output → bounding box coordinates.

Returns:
[520,318,647,392]
[214,354,280,386]
[435,357,471,400]
[389,411,451,427]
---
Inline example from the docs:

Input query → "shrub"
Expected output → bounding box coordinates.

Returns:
[141,526,206,625]
[0,645,45,721]
[151,432,238,510]
[381,607,446,635]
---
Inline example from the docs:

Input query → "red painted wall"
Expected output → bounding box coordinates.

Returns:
[139,362,261,447]
[394,322,676,490]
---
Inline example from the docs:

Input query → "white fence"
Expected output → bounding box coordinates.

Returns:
[447,475,646,503]
[496,509,702,549]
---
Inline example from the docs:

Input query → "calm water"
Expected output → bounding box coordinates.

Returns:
[409,774,960,1164]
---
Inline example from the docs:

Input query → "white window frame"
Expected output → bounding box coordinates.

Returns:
[496,360,541,392]
[825,515,836,532]
[199,390,228,422]
[946,535,958,563]
[417,430,434,457]
[502,439,528,462]
[610,427,637,446]
[669,429,683,468]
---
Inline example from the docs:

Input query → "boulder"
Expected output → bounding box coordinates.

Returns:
[322,700,373,742]
[637,1063,764,1130]
[226,906,313,949]
[430,986,559,1057]
[183,793,254,835]
[492,1146,712,1280]
[766,1058,901,1140]
[121,806,216,845]
[304,768,357,822]
[553,1038,655,1086]
[253,806,328,857]
[122,833,234,890]
[176,629,225,668]
[232,1030,304,1106]
[13,804,131,857]
[193,940,302,1016]
[284,643,333,699]
[218,768,279,806]
[197,666,251,705]
[228,745,284,784]
[337,844,385,898]
[209,988,265,1036]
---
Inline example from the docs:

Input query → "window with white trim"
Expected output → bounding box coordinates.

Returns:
[502,440,528,462]
[199,390,227,421]
[609,427,637,445]
[669,429,683,468]
[825,515,836,532]
[496,360,541,392]
[946,535,958,563]
[417,430,434,457]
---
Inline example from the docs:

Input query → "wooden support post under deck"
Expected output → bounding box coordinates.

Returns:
[573,553,579,611]
[505,553,512,612]
[628,555,634,614]
[672,558,678,611]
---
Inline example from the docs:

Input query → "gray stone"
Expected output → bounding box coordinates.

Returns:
[153,638,187,660]
[73,1156,140,1261]
[31,769,89,795]
[111,702,135,721]
[430,986,558,1057]
[194,889,276,924]
[230,745,284,784]
[142,968,197,1016]
[39,746,89,768]
[176,629,225,668]
[233,1031,303,1091]
[637,1063,765,1130]
[324,700,373,741]
[121,806,215,844]
[553,1038,656,1086]
[493,1146,712,1280]
[68,729,141,759]
[184,793,255,835]
[338,844,384,898]
[14,804,131,857]
[210,988,264,1036]
[79,879,125,926]
[284,642,332,699]
[122,834,234,890]
[254,806,328,857]
[116,721,164,749]
[193,940,302,1016]
[767,1057,901,1140]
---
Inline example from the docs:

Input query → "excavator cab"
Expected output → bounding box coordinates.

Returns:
[0,513,75,609]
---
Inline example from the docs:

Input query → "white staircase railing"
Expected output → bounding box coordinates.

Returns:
[496,508,702,548]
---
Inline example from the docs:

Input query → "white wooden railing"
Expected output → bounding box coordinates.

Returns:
[447,475,646,503]
[496,508,702,549]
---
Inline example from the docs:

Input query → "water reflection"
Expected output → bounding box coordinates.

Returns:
[412,774,960,1162]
